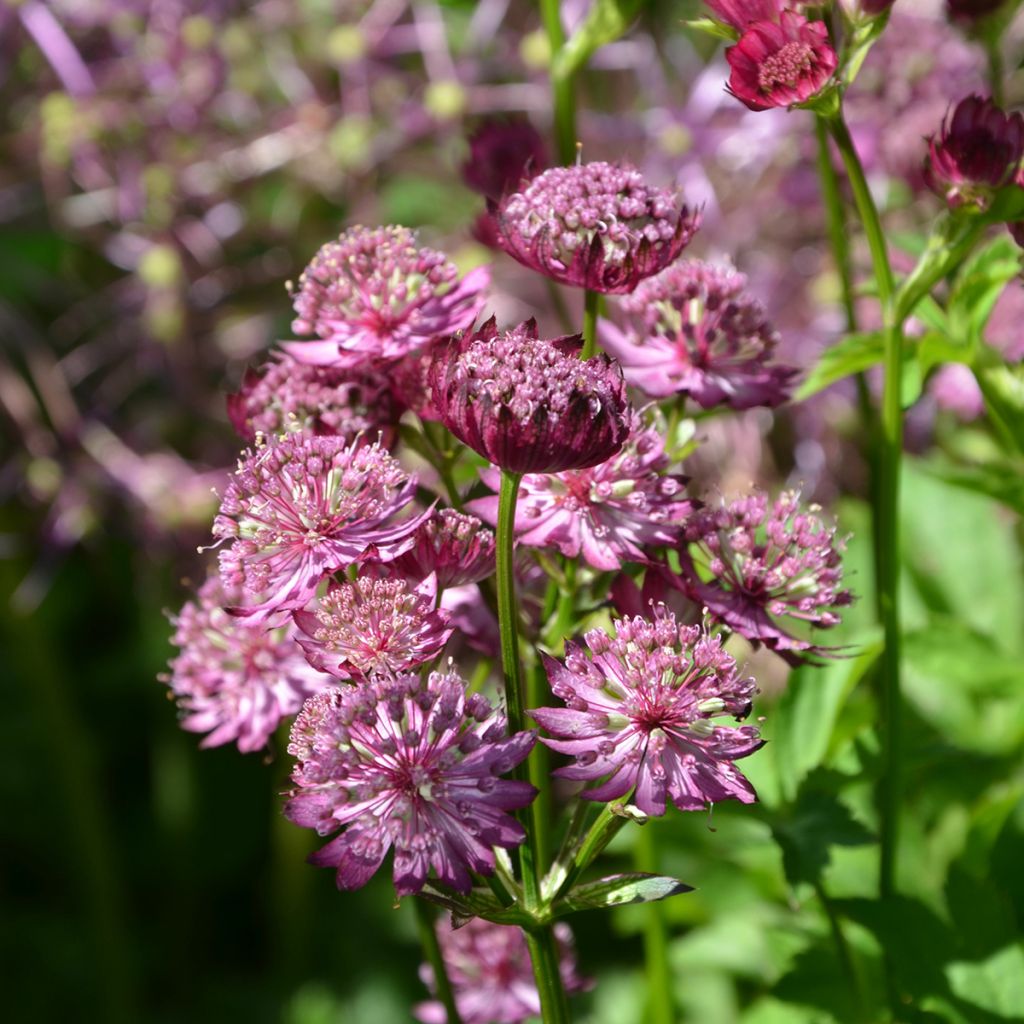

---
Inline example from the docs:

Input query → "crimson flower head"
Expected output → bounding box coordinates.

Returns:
[946,0,1005,21]
[429,317,631,473]
[164,575,331,754]
[226,353,398,444]
[213,435,428,624]
[283,225,489,367]
[726,12,838,112]
[703,0,781,32]
[416,919,592,1024]
[924,95,1024,209]
[531,611,763,815]
[462,118,548,201]
[489,162,701,293]
[602,260,796,409]
[292,573,453,680]
[679,491,852,656]
[284,670,536,895]
[390,508,496,589]
[468,414,695,571]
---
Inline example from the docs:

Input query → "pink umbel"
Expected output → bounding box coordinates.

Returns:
[284,670,536,895]
[532,610,763,815]
[390,508,496,589]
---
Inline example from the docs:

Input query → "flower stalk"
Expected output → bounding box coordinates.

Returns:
[581,290,599,359]
[414,899,464,1024]
[634,824,674,1024]
[539,0,576,165]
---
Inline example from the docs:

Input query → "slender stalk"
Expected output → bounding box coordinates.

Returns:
[524,928,572,1023]
[581,289,599,359]
[634,825,674,1024]
[496,470,527,737]
[556,803,629,899]
[414,898,464,1024]
[539,0,576,164]
[814,880,866,1022]
[526,660,553,866]
[423,420,463,510]
[827,114,903,903]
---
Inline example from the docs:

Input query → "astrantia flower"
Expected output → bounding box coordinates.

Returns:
[678,491,852,655]
[703,0,781,32]
[601,260,797,409]
[462,118,547,201]
[726,12,838,112]
[283,225,489,367]
[924,95,1024,209]
[489,162,701,293]
[213,435,428,623]
[164,576,330,753]
[468,415,695,571]
[416,919,592,1024]
[531,612,762,814]
[391,508,496,588]
[284,671,536,895]
[429,317,631,473]
[292,574,452,679]
[226,352,398,444]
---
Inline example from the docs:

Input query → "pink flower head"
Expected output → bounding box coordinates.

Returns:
[924,95,1024,209]
[429,317,631,473]
[226,352,398,444]
[489,162,701,293]
[468,415,695,571]
[292,573,453,680]
[390,508,496,589]
[726,12,838,112]
[462,118,548,201]
[531,611,763,815]
[283,225,490,367]
[679,491,852,655]
[703,0,782,32]
[416,918,592,1024]
[164,575,331,753]
[601,261,797,409]
[213,435,429,624]
[284,671,536,895]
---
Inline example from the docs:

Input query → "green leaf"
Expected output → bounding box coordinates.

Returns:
[796,332,884,399]
[553,0,643,81]
[416,884,532,927]
[945,235,1021,348]
[556,872,693,913]
[945,944,1024,1019]
[922,458,1024,516]
[682,17,739,42]
[976,359,1024,455]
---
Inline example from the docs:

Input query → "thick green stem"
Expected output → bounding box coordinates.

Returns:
[525,927,572,1023]
[539,0,576,164]
[414,898,464,1024]
[827,115,903,905]
[581,290,599,359]
[634,825,674,1024]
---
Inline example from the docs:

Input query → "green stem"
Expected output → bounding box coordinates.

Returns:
[525,927,572,1023]
[557,803,629,899]
[423,420,463,510]
[827,113,903,905]
[581,290,599,359]
[539,0,576,164]
[414,898,464,1024]
[544,558,578,652]
[526,660,552,867]
[814,880,866,1022]
[634,825,674,1024]
[496,470,527,737]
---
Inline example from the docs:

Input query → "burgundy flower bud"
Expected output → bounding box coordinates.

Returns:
[946,0,1005,21]
[428,317,631,474]
[703,0,781,32]
[488,161,701,293]
[461,118,548,201]
[861,0,895,14]
[924,94,1024,209]
[726,11,838,112]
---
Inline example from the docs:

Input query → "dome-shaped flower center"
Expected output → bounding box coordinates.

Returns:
[758,41,815,92]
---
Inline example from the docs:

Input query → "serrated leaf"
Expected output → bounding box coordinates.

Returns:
[553,0,643,81]
[796,332,885,399]
[556,872,693,913]
[417,883,532,927]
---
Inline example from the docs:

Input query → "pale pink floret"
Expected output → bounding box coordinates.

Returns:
[468,415,695,571]
[164,575,331,753]
[292,573,453,680]
[601,261,796,409]
[283,225,489,367]
[416,919,592,1024]
[213,435,429,624]
[532,611,763,815]
[285,671,536,895]
[390,508,496,588]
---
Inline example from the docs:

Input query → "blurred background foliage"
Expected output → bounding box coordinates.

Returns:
[3,0,1024,1022]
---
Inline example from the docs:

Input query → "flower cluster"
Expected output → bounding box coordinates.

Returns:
[164,575,330,753]
[212,435,427,622]
[678,491,852,655]
[391,508,496,589]
[429,317,631,473]
[284,225,489,367]
[284,670,536,895]
[489,162,701,293]
[532,611,763,815]
[470,415,695,570]
[602,260,796,409]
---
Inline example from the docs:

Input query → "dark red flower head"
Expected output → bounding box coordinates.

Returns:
[428,317,631,474]
[488,161,701,294]
[462,118,548,201]
[946,0,1005,21]
[703,0,781,32]
[725,11,838,112]
[924,94,1024,209]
